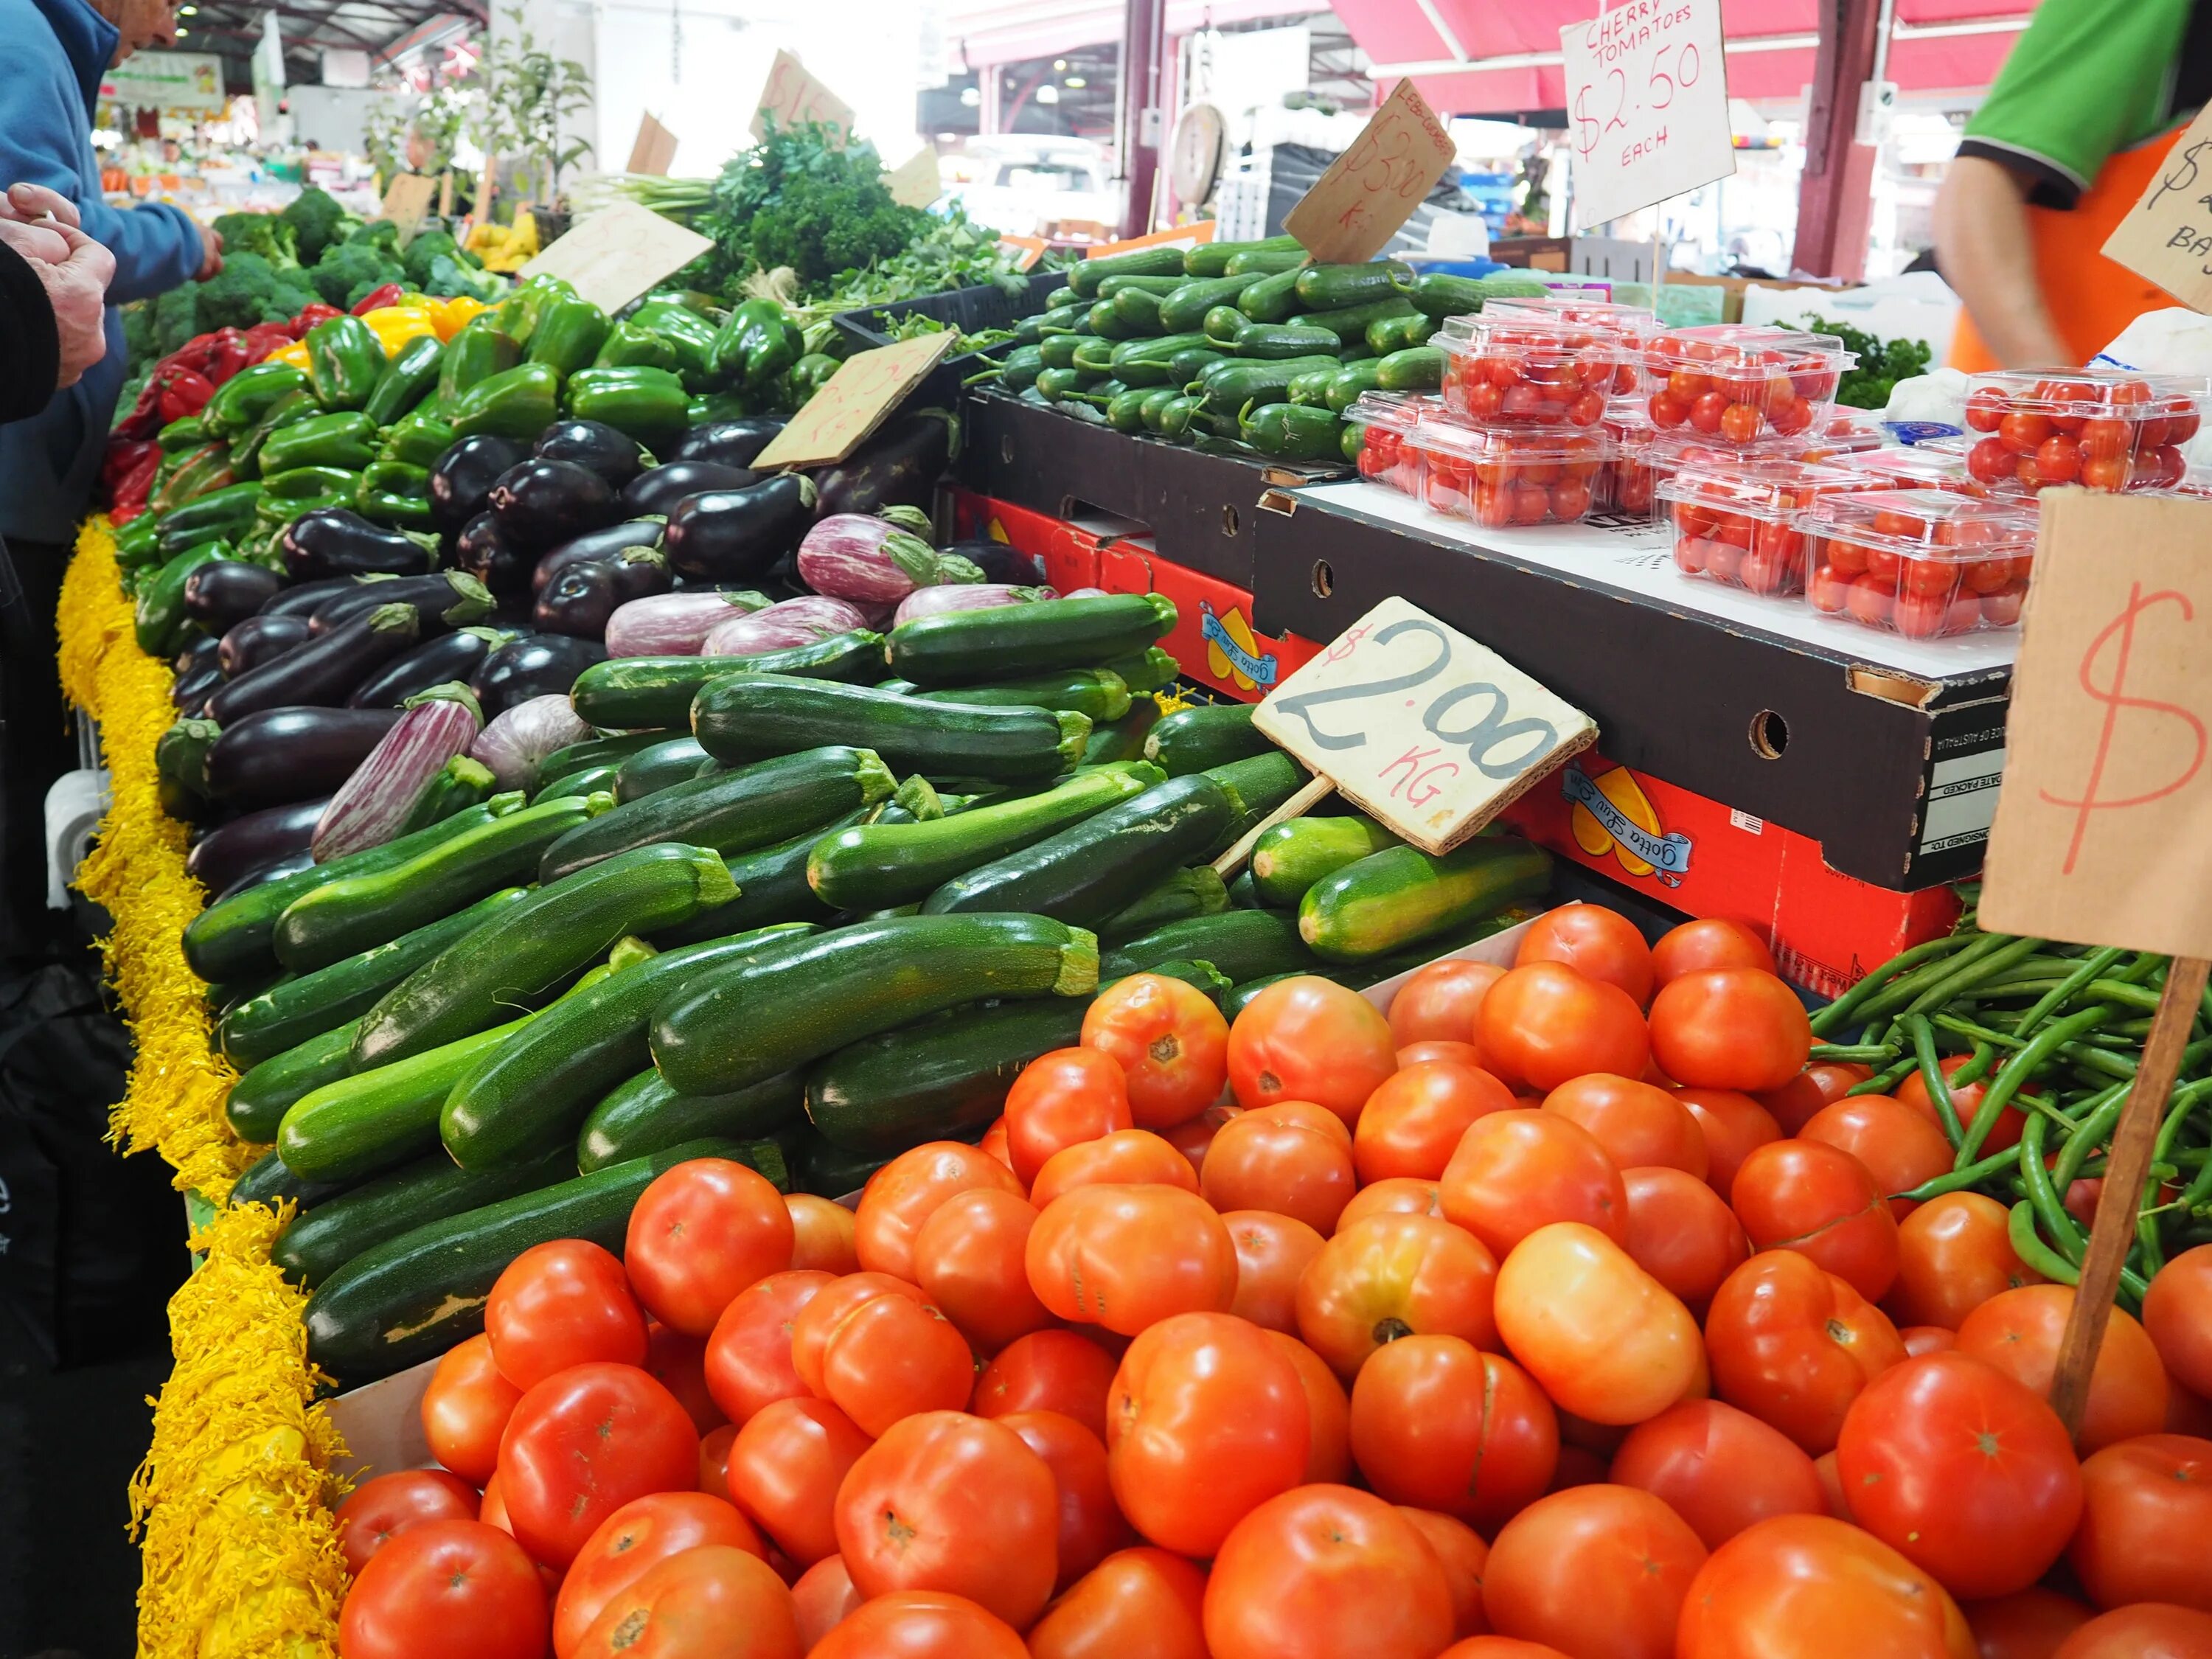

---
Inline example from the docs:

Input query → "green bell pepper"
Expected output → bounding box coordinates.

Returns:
[491,275,574,345]
[528,295,612,376]
[686,392,754,425]
[1239,400,1344,462]
[438,321,523,408]
[157,415,208,452]
[261,464,361,504]
[303,315,387,411]
[627,300,720,389]
[134,540,229,656]
[706,299,787,388]
[260,411,379,476]
[356,462,435,528]
[156,481,263,554]
[203,361,309,437]
[232,386,322,480]
[594,322,681,374]
[787,352,840,403]
[380,409,457,468]
[446,361,560,440]
[363,333,445,427]
[115,517,165,574]
[150,442,237,515]
[564,366,688,446]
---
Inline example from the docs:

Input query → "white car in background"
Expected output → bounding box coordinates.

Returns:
[951,137,1117,241]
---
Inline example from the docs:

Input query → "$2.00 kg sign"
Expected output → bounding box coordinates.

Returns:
[1253,597,1597,854]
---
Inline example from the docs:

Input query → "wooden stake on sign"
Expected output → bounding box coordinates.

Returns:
[1212,776,1334,882]
[437,170,454,218]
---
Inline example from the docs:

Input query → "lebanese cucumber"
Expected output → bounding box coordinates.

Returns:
[271,1145,573,1289]
[1183,235,1303,278]
[1096,865,1230,946]
[804,998,1088,1155]
[1298,838,1554,962]
[224,1018,364,1143]
[1067,246,1187,296]
[1295,261,1415,310]
[887,594,1177,687]
[692,675,1088,781]
[1144,703,1270,774]
[1233,323,1343,361]
[1237,266,1307,324]
[1251,815,1402,908]
[1159,274,1267,333]
[578,1069,806,1172]
[1103,908,1324,984]
[1298,298,1419,344]
[915,668,1130,723]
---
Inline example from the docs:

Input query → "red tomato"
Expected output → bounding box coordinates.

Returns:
[1515,903,1657,1006]
[1389,959,1506,1051]
[1027,1548,1210,1659]
[1652,919,1778,987]
[835,1410,1060,1628]
[1905,1326,1960,1357]
[1340,1177,1445,1231]
[1494,1222,1705,1427]
[1272,1329,1353,1483]
[806,1592,1026,1659]
[1222,1208,1326,1333]
[1163,1101,1238,1179]
[2051,1604,2212,1659]
[1349,1335,1558,1528]
[1757,1062,1875,1135]
[785,1194,858,1275]
[1107,1311,1310,1557]
[1226,975,1399,1124]
[1004,1047,1135,1183]
[724,1397,869,1569]
[642,1326,726,1436]
[1082,973,1231,1129]
[1204,1484,1456,1659]
[1731,1138,1901,1302]
[338,1519,549,1659]
[1611,1399,1824,1548]
[1955,1286,2170,1453]
[854,1141,1024,1283]
[1891,1193,2043,1330]
[971,1328,1116,1439]
[698,1423,735,1503]
[1477,963,1652,1091]
[485,1239,648,1390]
[1837,1352,2084,1599]
[2067,1433,2212,1613]
[1295,1212,1500,1378]
[911,1186,1051,1352]
[1440,1643,1578,1658]
[2143,1245,2212,1399]
[497,1362,700,1569]
[625,1158,795,1338]
[1200,1102,1359,1233]
[978,1115,1013,1172]
[790,1557,861,1652]
[1441,1109,1628,1259]
[703,1269,834,1426]
[1898,1056,2029,1156]
[421,1332,521,1486]
[818,1288,975,1438]
[1649,969,1811,1092]
[1620,1166,1748,1315]
[787,1272,928,1398]
[1356,1061,1521,1183]
[1484,1484,1707,1659]
[1030,1127,1200,1207]
[1001,1409,1135,1590]
[1398,1507,1490,1638]
[567,1543,797,1658]
[1962,1587,2094,1659]
[335,1470,479,1576]
[1543,1072,1708,1179]
[1677,1514,1974,1659]
[1026,1183,1237,1334]
[1400,1039,1489,1068]
[1674,1089,1782,1201]
[553,1492,762,1659]
[1801,1095,1952,1220]
[1705,1252,1907,1453]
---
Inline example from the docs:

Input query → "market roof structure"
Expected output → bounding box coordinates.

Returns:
[186,0,481,95]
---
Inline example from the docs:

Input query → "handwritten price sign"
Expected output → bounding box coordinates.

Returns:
[750,332,959,471]
[1559,0,1735,230]
[752,49,854,146]
[2102,102,2212,311]
[1982,492,2212,956]
[1252,596,1597,854]
[1282,80,1458,265]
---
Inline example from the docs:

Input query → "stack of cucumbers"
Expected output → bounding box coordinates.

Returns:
[197,589,1550,1385]
[991,236,1551,462]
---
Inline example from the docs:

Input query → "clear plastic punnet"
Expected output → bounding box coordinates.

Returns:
[1402,417,1614,528]
[1438,313,1632,428]
[1825,445,1992,497]
[1791,406,1891,461]
[1348,391,1441,496]
[1654,457,1870,597]
[1959,366,2210,493]
[1797,487,2038,639]
[1481,295,1658,375]
[1638,324,1854,447]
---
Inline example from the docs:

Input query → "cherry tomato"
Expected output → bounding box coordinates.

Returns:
[485,1239,648,1391]
[338,1520,549,1659]
[807,1591,1028,1659]
[1081,974,1230,1130]
[1356,1061,1519,1183]
[1756,1063,1874,1136]
[2052,1603,2212,1658]
[1349,1335,1558,1528]
[1649,969,1810,1093]
[818,1287,975,1438]
[1227,976,1399,1124]
[911,1186,1050,1352]
[1611,1399,1825,1548]
[1340,1176,1446,1231]
[1030,1127,1200,1207]
[1201,1102,1359,1232]
[971,1328,1117,1439]
[1620,1166,1749,1315]
[335,1470,479,1576]
[497,1362,700,1570]
[1801,1095,1953,1220]
[1222,1208,1327,1333]
[1731,1138,1901,1302]
[1956,1286,2170,1453]
[1477,962,1652,1091]
[1652,918,1777,986]
[625,1158,795,1338]
[1543,1072,1708,1179]
[421,1332,522,1486]
[1705,1252,1906,1453]
[785,1194,858,1275]
[1890,1193,2043,1331]
[1027,1183,1237,1334]
[703,1269,834,1427]
[1495,1220,1705,1426]
[1026,1548,1210,1659]
[1397,1507,1491,1638]
[724,1397,870,1568]
[1107,1311,1310,1557]
[854,1141,1024,1283]
[1004,1047,1134,1184]
[1961,1587,2093,1659]
[1675,1089,1784,1202]
[1441,1109,1628,1259]
[553,1492,763,1659]
[1204,1484,1457,1659]
[1295,1212,1500,1378]
[1001,1409,1135,1590]
[790,1557,861,1652]
[1676,1514,1974,1659]
[2143,1244,2212,1399]
[1484,1484,1708,1659]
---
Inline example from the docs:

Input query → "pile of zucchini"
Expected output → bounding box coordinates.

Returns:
[992,236,1551,462]
[199,590,1550,1385]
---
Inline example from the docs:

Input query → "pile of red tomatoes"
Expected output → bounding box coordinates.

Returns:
[330,902,2212,1659]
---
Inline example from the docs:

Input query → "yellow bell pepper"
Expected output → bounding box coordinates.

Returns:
[359,305,437,355]
[427,294,491,341]
[263,340,311,369]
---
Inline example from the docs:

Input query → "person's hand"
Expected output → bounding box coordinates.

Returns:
[0,216,115,389]
[0,182,81,230]
[196,220,223,280]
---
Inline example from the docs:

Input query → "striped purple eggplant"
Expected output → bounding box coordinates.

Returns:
[891,582,1055,627]
[795,513,984,605]
[470,692,592,790]
[700,594,874,658]
[310,683,483,861]
[603,588,771,658]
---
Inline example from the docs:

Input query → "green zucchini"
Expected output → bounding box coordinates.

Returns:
[650,807,867,945]
[1102,647,1179,695]
[915,669,1130,723]
[1251,815,1401,908]
[1222,248,1309,277]
[1104,908,1324,984]
[579,1069,805,1172]
[400,756,498,835]
[922,774,1233,925]
[272,1146,574,1289]
[616,737,712,801]
[1295,261,1414,310]
[355,842,737,1068]
[1068,246,1188,296]
[540,730,667,778]
[218,887,532,1068]
[1360,904,1542,981]
[1096,865,1230,946]
[535,762,620,802]
[1298,839,1554,962]
[1295,298,1418,344]
[790,1130,903,1200]
[807,762,1163,912]
[1207,751,1315,854]
[1223,970,1360,1020]
[228,1147,361,1212]
[1084,698,1164,765]
[888,594,1176,687]
[1145,703,1269,774]
[184,796,526,984]
[538,746,893,883]
[1099,957,1234,1006]
[1184,236,1303,278]
[805,999,1088,1155]
[1160,274,1267,334]
[302,1135,771,1383]
[279,1010,538,1183]
[442,924,815,1169]
[694,675,1088,781]
[1237,267,1307,324]
[650,913,1099,1096]
[273,792,610,973]
[225,1018,365,1143]
[1234,323,1343,361]
[1227,869,1265,910]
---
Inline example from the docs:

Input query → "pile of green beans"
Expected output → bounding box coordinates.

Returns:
[1809,895,2212,1310]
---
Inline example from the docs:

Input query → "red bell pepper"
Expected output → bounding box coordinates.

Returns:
[204,327,252,385]
[350,283,406,317]
[102,437,157,491]
[291,303,342,338]
[243,321,295,361]
[110,444,161,513]
[155,365,217,423]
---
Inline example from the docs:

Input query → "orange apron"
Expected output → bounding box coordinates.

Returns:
[1950,127,2185,372]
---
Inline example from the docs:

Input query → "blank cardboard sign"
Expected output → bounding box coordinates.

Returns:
[520,200,713,313]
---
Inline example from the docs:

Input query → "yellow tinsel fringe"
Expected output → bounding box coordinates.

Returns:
[59,518,254,1202]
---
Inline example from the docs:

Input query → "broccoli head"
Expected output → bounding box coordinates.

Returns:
[263,274,321,326]
[351,218,403,253]
[425,253,506,302]
[309,240,405,309]
[401,228,461,287]
[279,186,353,263]
[153,283,201,355]
[121,299,158,374]
[212,211,299,269]
[196,252,296,331]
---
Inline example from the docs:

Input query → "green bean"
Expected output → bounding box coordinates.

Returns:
[1935,1013,2027,1051]
[1808,933,1973,1037]
[1895,1141,2023,1203]
[2050,1082,2130,1194]
[1897,933,2048,1020]
[2008,1200,2081,1284]
[1956,1006,2110,1166]
[1848,1054,1920,1098]
[1809,1043,1899,1064]
[2020,1116,2087,1268]
[1904,1014,1965,1144]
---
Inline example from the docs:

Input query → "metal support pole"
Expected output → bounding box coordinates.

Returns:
[1115,0,1166,237]
[1791,0,1882,277]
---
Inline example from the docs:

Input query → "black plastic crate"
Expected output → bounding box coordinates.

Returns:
[831,273,1071,408]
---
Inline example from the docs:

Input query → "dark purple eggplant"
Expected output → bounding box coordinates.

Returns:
[471,633,607,717]
[182,560,288,633]
[347,626,516,709]
[214,849,320,904]
[531,519,666,596]
[452,511,532,602]
[219,613,313,677]
[282,509,441,583]
[261,575,369,619]
[489,459,622,552]
[943,538,1047,586]
[662,475,816,583]
[430,433,532,535]
[176,633,222,678]
[172,659,224,715]
[619,459,759,521]
[671,418,784,470]
[307,571,495,637]
[185,796,331,893]
[811,410,954,518]
[205,605,421,726]
[204,707,403,808]
[535,419,647,488]
[532,550,672,638]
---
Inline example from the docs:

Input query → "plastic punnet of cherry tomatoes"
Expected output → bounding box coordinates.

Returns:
[1438,313,1626,429]
[1407,420,1610,529]
[1800,488,2036,639]
[1347,391,1439,497]
[1642,324,1851,446]
[1964,364,2208,494]
[1657,458,1865,599]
